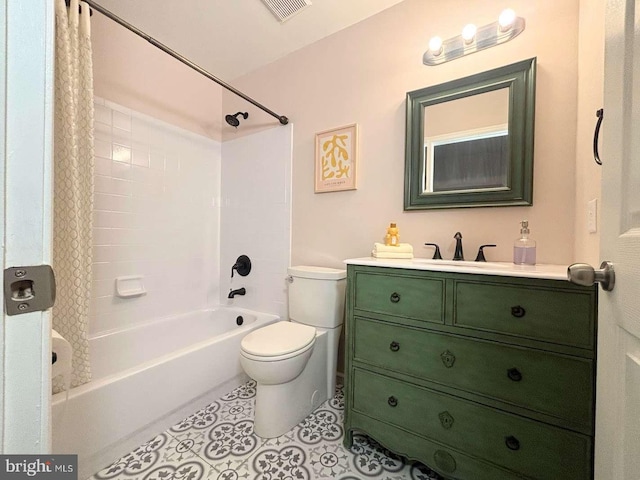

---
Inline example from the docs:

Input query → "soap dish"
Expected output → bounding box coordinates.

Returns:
[115,276,146,298]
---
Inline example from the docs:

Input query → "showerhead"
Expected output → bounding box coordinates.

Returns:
[225,111,249,128]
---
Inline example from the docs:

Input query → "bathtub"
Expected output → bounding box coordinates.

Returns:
[52,307,278,480]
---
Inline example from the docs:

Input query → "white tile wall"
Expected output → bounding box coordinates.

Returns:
[90,98,221,336]
[220,125,293,319]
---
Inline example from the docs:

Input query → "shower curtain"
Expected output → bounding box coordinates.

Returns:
[52,0,94,393]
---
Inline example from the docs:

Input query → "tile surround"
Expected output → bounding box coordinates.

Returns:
[90,382,441,480]
[90,99,292,337]
[220,126,292,320]
[90,98,221,336]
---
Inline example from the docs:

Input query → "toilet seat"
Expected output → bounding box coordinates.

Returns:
[240,321,316,361]
[240,340,314,362]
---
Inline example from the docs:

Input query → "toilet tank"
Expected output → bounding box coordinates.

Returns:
[288,266,346,328]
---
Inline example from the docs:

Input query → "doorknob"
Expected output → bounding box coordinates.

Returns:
[567,261,615,291]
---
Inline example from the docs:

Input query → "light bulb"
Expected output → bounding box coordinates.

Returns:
[499,8,517,31]
[428,36,443,55]
[461,24,477,43]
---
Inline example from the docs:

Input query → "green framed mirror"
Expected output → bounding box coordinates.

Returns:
[404,57,536,210]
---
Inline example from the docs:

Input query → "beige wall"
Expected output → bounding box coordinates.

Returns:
[574,0,604,265]
[93,0,598,268]
[92,13,223,141]
[225,0,583,267]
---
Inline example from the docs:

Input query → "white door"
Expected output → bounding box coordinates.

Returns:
[0,0,55,453]
[592,1,640,478]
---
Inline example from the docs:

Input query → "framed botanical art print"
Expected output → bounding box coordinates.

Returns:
[314,123,358,193]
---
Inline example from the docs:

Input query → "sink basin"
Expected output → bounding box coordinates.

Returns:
[412,259,514,270]
[344,257,568,281]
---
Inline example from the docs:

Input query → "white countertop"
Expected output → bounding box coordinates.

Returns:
[343,257,570,281]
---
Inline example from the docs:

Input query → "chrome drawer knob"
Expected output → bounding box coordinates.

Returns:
[387,396,398,407]
[390,292,401,303]
[389,341,400,352]
[511,305,526,318]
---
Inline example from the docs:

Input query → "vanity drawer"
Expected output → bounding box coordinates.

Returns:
[353,271,444,324]
[353,368,591,480]
[454,281,595,349]
[353,317,594,429]
[348,412,525,480]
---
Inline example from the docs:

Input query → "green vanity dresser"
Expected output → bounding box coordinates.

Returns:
[343,258,597,480]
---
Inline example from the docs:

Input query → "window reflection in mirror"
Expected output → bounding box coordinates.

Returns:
[423,88,510,193]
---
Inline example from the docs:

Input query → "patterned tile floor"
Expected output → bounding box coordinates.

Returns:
[89,381,442,480]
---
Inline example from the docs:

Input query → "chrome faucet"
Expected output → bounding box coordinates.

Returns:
[228,287,246,299]
[453,232,464,261]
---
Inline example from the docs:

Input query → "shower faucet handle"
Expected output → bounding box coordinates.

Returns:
[231,255,252,278]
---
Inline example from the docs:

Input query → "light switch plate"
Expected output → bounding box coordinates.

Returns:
[588,198,598,233]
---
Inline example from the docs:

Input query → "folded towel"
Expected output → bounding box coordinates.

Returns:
[371,250,414,259]
[373,242,414,254]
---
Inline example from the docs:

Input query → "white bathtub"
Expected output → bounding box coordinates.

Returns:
[52,307,278,480]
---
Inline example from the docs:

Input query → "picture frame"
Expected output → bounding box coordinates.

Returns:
[314,123,358,193]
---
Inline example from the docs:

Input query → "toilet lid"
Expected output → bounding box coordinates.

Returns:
[241,321,316,357]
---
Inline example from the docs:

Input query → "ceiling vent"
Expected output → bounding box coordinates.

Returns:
[261,0,312,23]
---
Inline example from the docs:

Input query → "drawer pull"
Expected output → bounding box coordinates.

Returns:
[390,292,401,303]
[389,341,400,352]
[507,368,523,382]
[438,411,454,429]
[440,350,456,368]
[387,396,398,407]
[511,305,526,318]
[505,436,521,451]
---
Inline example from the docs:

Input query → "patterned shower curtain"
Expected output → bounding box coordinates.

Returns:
[52,0,94,393]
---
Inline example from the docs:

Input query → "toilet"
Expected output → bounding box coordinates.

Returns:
[239,265,346,438]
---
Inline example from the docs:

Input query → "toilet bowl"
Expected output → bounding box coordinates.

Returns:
[240,321,316,385]
[239,265,346,438]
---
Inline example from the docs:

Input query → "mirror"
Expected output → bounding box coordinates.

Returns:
[404,58,536,209]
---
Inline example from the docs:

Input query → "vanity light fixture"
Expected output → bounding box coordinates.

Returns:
[424,9,525,66]
[461,24,477,43]
[499,8,517,31]
[428,36,443,56]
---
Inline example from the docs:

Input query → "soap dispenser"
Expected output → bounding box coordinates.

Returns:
[385,223,400,246]
[513,220,536,265]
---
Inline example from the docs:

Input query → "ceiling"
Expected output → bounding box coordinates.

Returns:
[93,0,405,81]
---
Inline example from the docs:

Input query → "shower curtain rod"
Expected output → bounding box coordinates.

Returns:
[78,0,290,125]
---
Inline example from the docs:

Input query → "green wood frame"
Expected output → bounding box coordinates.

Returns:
[404,58,536,210]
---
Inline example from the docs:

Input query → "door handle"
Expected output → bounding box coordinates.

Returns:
[567,261,615,291]
[593,108,604,165]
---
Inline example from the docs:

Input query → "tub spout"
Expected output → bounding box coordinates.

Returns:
[228,287,246,299]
